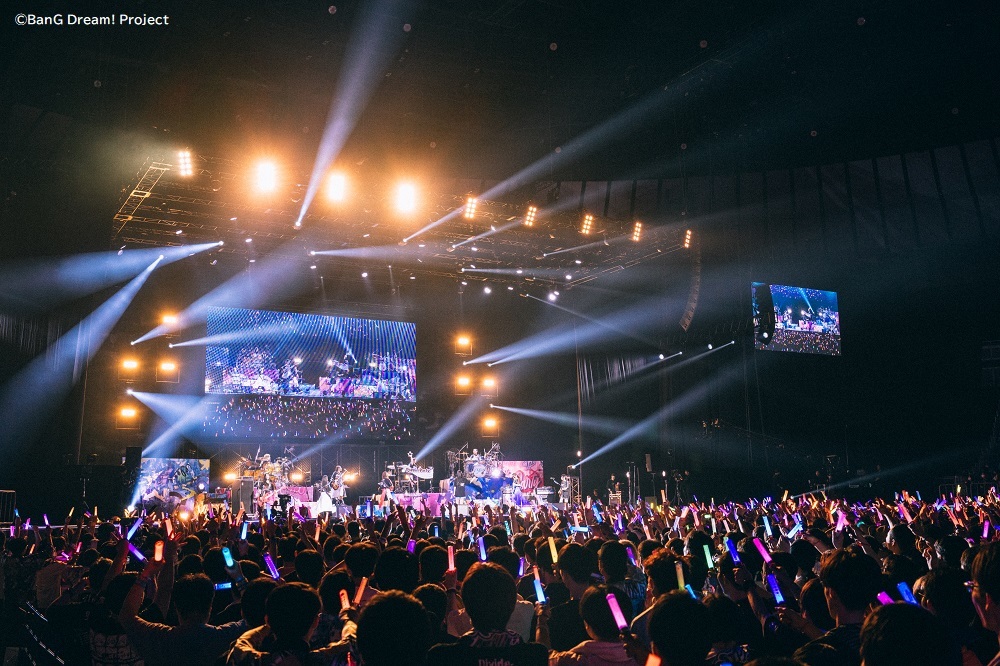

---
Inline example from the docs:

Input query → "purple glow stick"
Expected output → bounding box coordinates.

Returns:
[606,593,628,631]
[478,536,487,561]
[263,553,280,579]
[126,541,146,562]
[877,591,894,606]
[127,517,144,541]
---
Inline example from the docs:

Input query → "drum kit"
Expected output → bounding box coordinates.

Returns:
[446,443,509,500]
[237,451,306,505]
[385,451,434,494]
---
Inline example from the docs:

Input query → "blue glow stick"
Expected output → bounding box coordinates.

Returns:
[787,522,803,538]
[222,547,235,568]
[897,581,919,605]
[534,578,546,603]
[126,517,144,541]
[767,574,784,605]
[726,538,742,565]
[478,537,488,561]
[685,584,698,599]
[763,515,773,538]
[240,522,248,541]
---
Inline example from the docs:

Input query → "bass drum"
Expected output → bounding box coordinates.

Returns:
[472,463,487,478]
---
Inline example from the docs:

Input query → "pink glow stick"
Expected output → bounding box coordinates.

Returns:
[606,593,628,631]
[753,537,772,563]
[353,577,368,606]
[447,545,455,570]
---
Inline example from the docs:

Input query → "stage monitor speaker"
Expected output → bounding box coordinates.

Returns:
[645,454,652,473]
[232,478,255,511]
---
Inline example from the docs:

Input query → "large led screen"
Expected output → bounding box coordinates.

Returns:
[201,307,416,439]
[752,283,841,356]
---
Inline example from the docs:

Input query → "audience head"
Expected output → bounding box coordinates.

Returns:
[172,574,215,624]
[860,602,961,666]
[461,562,517,632]
[265,582,322,642]
[819,548,882,616]
[356,591,430,665]
[648,590,712,666]
[294,549,326,588]
[971,541,1000,633]
[242,578,278,628]
[579,585,631,641]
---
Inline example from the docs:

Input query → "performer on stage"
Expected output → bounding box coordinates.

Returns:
[331,465,347,505]
[315,475,335,516]
[607,474,622,506]
[378,471,395,510]
[558,475,572,504]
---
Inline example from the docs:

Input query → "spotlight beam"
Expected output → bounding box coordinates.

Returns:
[415,395,490,460]
[451,220,522,249]
[167,322,294,349]
[575,363,742,467]
[491,405,635,437]
[0,256,162,452]
[524,294,657,347]
[132,233,322,344]
[294,0,413,227]
[0,243,219,313]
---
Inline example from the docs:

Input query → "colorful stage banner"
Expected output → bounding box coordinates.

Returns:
[500,460,544,492]
[138,458,210,510]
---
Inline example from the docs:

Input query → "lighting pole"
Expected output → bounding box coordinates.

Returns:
[576,450,583,504]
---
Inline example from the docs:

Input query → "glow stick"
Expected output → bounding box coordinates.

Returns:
[897,581,918,605]
[675,561,685,589]
[877,591,894,606]
[241,522,249,541]
[315,523,321,542]
[408,539,416,554]
[263,553,280,579]
[606,593,628,631]
[8,526,13,537]
[353,577,368,605]
[534,578,547,603]
[519,557,525,577]
[126,541,145,562]
[339,589,351,610]
[711,517,717,534]
[645,655,662,666]
[787,522,803,538]
[43,514,49,527]
[763,515,772,538]
[67,507,74,518]
[782,490,789,503]
[984,521,991,540]
[767,574,784,605]
[626,544,637,566]
[703,544,714,569]
[726,538,741,564]
[165,518,173,538]
[685,584,698,599]
[127,517,144,541]
[447,545,455,570]
[222,547,235,568]
[548,536,559,563]
[153,541,164,562]
[753,537,772,563]
[836,511,848,532]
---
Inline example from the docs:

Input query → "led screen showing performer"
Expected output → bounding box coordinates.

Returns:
[752,283,841,356]
[205,307,416,401]
[202,307,417,440]
[136,458,210,512]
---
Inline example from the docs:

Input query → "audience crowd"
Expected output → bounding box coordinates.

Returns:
[2,490,999,666]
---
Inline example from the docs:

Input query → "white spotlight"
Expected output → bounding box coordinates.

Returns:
[659,354,665,360]
[361,272,368,278]
[483,286,492,294]
[708,344,713,350]
[326,172,347,203]
[548,292,557,302]
[395,182,418,214]
[177,149,193,177]
[255,160,279,193]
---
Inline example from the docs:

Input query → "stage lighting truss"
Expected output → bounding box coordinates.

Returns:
[156,360,180,383]
[581,213,594,235]
[684,229,692,248]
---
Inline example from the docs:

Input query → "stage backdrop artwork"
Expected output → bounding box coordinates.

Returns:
[137,458,210,510]
[500,461,544,492]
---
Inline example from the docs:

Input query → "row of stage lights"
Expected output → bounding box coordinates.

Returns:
[173,151,691,244]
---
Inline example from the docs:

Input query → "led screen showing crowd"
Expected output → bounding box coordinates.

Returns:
[202,307,416,440]
[753,283,842,356]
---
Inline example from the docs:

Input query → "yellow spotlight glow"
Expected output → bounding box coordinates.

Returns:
[326,172,347,203]
[457,376,471,387]
[179,511,191,521]
[524,205,537,227]
[684,229,693,248]
[482,378,495,388]
[483,417,497,429]
[255,160,278,193]
[122,359,139,370]
[632,220,643,242]
[223,472,238,483]
[395,182,418,214]
[289,471,304,483]
[177,150,193,177]
[464,197,478,220]
[120,407,137,418]
[581,213,593,235]
[344,472,357,481]
[160,361,177,372]
[162,314,178,325]
[457,336,470,346]
[455,334,473,356]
